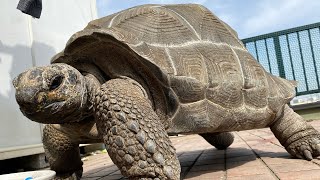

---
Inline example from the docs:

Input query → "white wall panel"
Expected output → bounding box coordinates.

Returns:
[0,0,97,159]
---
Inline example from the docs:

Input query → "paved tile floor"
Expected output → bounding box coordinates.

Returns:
[81,121,320,180]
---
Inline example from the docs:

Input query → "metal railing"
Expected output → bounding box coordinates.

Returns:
[242,22,320,96]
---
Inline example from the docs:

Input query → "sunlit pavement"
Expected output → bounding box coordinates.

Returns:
[81,120,320,180]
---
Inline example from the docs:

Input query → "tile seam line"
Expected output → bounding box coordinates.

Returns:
[246,131,284,149]
[235,132,280,180]
[310,159,320,168]
[181,150,203,179]
[97,169,120,179]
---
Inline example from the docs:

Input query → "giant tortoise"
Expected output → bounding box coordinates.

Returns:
[13,4,320,180]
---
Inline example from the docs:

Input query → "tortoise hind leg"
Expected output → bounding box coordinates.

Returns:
[94,78,180,179]
[270,104,320,160]
[200,132,234,150]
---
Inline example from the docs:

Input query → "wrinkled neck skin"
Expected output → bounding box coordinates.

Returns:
[66,73,101,123]
[81,74,101,119]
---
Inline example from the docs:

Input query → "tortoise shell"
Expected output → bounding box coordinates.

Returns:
[51,4,296,134]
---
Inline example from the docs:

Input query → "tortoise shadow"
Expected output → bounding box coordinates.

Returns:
[82,146,300,180]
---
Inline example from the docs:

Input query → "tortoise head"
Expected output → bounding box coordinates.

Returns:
[13,63,88,124]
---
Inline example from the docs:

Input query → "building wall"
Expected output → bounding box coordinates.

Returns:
[0,0,97,160]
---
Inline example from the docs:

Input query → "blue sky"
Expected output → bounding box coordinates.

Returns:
[97,0,320,39]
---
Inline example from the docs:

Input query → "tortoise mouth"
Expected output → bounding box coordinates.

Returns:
[20,101,67,123]
[44,101,66,114]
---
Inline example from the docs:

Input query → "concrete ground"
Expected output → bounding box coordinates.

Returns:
[81,121,320,180]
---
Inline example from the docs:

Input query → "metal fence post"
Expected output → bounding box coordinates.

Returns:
[273,36,286,78]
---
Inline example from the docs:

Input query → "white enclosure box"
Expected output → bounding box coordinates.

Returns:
[0,0,97,160]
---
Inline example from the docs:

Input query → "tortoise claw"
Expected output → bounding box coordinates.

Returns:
[303,150,313,161]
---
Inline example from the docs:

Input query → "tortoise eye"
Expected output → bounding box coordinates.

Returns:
[49,75,64,90]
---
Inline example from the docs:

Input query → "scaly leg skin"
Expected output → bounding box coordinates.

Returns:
[270,105,320,160]
[43,125,83,180]
[200,132,234,150]
[94,78,181,180]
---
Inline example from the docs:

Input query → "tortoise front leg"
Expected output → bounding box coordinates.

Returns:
[43,120,102,179]
[94,78,180,179]
[270,105,320,160]
[43,124,83,180]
